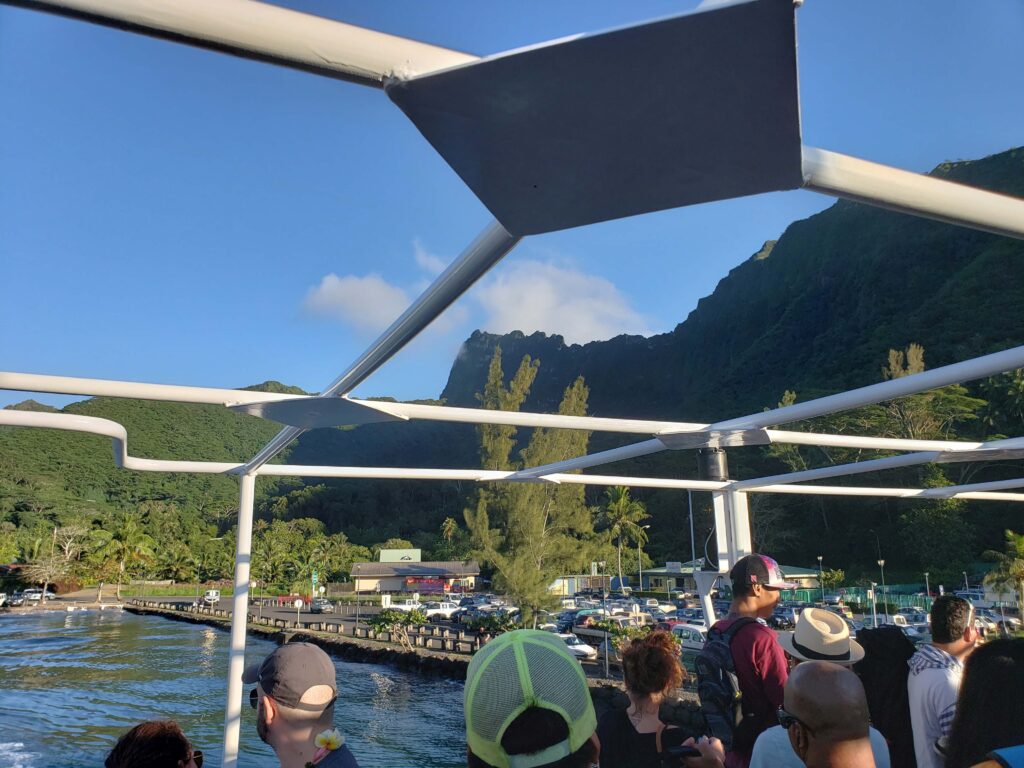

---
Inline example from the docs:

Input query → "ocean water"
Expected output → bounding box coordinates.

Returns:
[0,610,466,767]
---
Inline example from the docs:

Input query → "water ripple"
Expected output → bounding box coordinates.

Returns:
[0,611,465,767]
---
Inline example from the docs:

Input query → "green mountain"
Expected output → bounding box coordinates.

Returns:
[3,147,1023,576]
[441,148,1024,423]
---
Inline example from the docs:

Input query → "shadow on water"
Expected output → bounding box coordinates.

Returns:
[0,611,466,768]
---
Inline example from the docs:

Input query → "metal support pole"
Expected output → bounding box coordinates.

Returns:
[222,473,256,768]
[871,582,878,628]
[687,490,696,564]
[244,219,520,473]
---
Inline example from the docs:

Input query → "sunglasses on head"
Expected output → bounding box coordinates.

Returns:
[777,706,814,734]
[187,750,204,768]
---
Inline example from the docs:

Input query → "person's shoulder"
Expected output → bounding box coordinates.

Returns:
[867,726,892,768]
[750,726,801,768]
[321,744,360,768]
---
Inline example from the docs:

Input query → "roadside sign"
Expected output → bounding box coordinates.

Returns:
[294,598,304,609]
[312,571,318,586]
[666,562,682,573]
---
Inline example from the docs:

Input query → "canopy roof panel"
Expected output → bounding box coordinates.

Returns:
[386,0,803,236]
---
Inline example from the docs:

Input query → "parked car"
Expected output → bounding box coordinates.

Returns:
[423,601,460,622]
[23,588,57,601]
[310,597,334,614]
[595,638,623,667]
[390,599,423,613]
[671,623,708,651]
[0,592,7,607]
[767,611,795,630]
[9,592,26,607]
[558,633,598,661]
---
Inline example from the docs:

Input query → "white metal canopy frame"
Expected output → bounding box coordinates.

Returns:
[3,1,1024,766]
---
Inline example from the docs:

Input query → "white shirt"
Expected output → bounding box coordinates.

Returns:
[749,724,891,768]
[907,644,963,768]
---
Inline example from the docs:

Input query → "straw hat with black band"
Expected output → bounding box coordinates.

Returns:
[778,607,865,665]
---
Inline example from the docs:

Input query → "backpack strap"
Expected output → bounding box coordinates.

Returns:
[715,615,757,643]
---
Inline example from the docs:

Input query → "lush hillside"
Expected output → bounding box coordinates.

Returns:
[441,147,1024,423]
[3,148,1023,581]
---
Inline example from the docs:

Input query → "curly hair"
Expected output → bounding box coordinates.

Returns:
[621,630,684,697]
[105,720,191,768]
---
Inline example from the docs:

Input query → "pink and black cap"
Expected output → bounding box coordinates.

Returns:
[729,554,798,591]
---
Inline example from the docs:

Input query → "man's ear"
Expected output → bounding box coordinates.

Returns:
[787,723,810,760]
[263,694,278,725]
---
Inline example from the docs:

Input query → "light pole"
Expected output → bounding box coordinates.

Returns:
[817,555,824,603]
[878,559,888,622]
[962,571,970,592]
[638,525,650,593]
[924,571,931,606]
[870,582,879,628]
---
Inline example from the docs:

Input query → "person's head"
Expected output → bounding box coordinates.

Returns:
[105,720,201,768]
[621,630,684,700]
[243,642,338,749]
[781,662,871,763]
[943,638,1024,768]
[930,595,978,649]
[778,608,864,668]
[464,629,599,768]
[729,554,797,618]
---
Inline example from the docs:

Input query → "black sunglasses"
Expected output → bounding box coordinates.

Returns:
[777,706,814,733]
[190,750,204,768]
[250,688,259,709]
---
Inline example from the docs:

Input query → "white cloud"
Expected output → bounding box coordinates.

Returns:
[303,273,409,333]
[413,239,447,276]
[473,260,651,344]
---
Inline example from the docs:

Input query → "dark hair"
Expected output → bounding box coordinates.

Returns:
[105,720,191,768]
[622,630,684,696]
[732,580,754,598]
[467,707,597,768]
[930,596,973,644]
[944,638,1024,768]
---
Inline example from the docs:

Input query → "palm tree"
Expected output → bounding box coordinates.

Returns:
[599,486,650,590]
[984,529,1024,609]
[94,513,156,600]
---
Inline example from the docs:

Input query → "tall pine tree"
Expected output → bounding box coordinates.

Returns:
[465,348,598,622]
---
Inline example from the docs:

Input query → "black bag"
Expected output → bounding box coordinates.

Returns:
[694,616,756,750]
[852,625,918,768]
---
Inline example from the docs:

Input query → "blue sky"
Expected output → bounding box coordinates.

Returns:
[1,0,1022,410]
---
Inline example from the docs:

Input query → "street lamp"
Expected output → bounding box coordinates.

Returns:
[877,559,888,622]
[924,571,931,605]
[817,555,824,604]
[962,571,970,592]
[638,525,651,593]
[870,582,879,628]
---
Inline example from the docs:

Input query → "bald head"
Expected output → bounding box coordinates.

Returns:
[785,662,870,741]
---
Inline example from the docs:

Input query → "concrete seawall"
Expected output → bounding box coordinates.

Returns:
[126,601,705,733]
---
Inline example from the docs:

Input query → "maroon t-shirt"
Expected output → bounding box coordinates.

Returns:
[712,617,788,768]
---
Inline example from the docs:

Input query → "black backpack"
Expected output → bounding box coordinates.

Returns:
[852,625,918,768]
[694,617,756,749]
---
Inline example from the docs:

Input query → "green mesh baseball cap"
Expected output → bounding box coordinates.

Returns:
[465,629,597,768]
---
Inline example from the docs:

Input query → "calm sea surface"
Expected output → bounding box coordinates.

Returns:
[0,610,466,767]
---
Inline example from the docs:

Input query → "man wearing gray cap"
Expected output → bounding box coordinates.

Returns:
[243,642,359,768]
